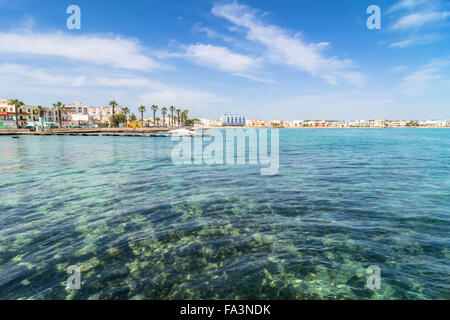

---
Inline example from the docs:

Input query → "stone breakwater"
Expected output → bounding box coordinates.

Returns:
[0,127,171,136]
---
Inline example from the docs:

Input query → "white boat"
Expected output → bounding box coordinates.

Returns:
[167,129,200,137]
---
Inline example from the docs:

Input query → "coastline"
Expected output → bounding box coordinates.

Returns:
[203,126,450,130]
[1,126,449,136]
[0,127,170,136]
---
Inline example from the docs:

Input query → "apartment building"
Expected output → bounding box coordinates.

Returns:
[221,113,246,126]
[0,100,40,128]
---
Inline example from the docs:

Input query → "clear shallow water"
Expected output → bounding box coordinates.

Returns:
[0,129,449,300]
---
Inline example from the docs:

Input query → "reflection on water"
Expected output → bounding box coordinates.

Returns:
[0,130,449,299]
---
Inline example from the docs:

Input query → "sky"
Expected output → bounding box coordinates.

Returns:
[0,0,449,120]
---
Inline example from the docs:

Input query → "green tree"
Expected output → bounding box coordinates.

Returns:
[176,108,181,127]
[109,100,118,127]
[122,107,130,126]
[130,113,137,122]
[52,102,65,128]
[181,109,189,126]
[37,106,45,118]
[151,105,158,127]
[161,107,167,127]
[185,118,200,127]
[110,113,126,126]
[8,99,24,128]
[169,106,175,127]
[110,115,117,127]
[138,105,146,127]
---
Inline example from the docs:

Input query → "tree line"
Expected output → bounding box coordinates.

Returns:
[5,99,195,128]
[109,101,191,128]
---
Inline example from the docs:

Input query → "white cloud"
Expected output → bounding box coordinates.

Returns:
[138,84,227,108]
[192,23,239,45]
[232,73,276,84]
[387,0,427,14]
[400,58,450,95]
[94,77,152,87]
[392,11,450,30]
[193,24,218,39]
[212,2,365,86]
[338,72,367,87]
[400,68,441,94]
[0,31,161,71]
[0,63,159,88]
[171,43,273,83]
[184,43,258,73]
[391,66,409,73]
[0,63,87,87]
[0,61,226,113]
[389,34,441,47]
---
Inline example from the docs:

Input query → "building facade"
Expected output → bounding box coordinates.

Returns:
[45,103,123,127]
[0,100,40,128]
[199,118,221,127]
[221,113,246,126]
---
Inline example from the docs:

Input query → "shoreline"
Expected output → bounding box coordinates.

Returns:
[1,126,449,136]
[0,127,170,136]
[203,126,449,130]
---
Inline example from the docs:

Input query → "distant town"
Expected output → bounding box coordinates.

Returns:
[1,99,449,130]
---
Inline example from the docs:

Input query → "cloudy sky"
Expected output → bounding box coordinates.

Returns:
[0,0,449,120]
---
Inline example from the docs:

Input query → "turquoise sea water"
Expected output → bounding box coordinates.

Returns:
[0,129,449,300]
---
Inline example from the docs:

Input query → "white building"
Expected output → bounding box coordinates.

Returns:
[95,106,123,124]
[389,120,407,128]
[437,120,448,127]
[199,118,221,127]
[0,100,40,128]
[42,108,61,125]
[221,113,246,126]
[292,120,304,127]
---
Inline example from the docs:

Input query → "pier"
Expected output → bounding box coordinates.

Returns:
[0,127,169,136]
[0,127,209,137]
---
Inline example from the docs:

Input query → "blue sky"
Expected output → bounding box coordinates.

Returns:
[0,0,449,120]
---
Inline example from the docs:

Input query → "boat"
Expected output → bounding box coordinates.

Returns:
[167,129,201,137]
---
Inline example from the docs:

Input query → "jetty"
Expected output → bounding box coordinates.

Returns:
[0,127,208,137]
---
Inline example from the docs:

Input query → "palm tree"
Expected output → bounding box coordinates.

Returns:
[109,101,118,127]
[182,109,189,126]
[138,105,146,127]
[8,99,24,128]
[176,109,181,127]
[122,107,130,126]
[151,105,158,127]
[156,117,160,126]
[161,107,167,127]
[169,106,175,127]
[36,106,46,130]
[53,102,65,128]
[180,111,185,126]
[37,106,45,118]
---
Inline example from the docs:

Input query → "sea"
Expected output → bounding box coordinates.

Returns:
[0,129,449,299]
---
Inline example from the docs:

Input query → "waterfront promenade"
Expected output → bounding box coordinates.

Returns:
[0,127,171,136]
